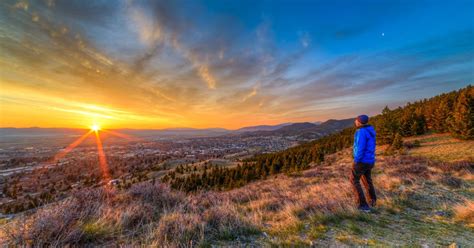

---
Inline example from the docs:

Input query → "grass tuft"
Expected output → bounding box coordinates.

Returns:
[81,220,113,242]
[453,200,474,228]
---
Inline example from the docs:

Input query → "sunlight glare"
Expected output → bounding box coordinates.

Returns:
[91,124,101,132]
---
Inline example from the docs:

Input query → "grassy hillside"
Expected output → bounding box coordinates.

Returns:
[164,85,473,192]
[1,133,472,246]
[405,133,474,162]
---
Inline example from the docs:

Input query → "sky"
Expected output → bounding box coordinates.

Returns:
[0,0,473,130]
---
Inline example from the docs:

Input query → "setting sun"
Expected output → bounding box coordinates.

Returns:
[91,124,101,132]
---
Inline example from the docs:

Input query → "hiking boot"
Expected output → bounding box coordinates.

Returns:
[358,205,372,213]
[370,199,377,207]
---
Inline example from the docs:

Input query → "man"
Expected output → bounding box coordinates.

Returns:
[351,114,377,212]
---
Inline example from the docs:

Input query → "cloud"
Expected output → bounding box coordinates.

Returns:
[1,0,472,128]
[267,30,474,115]
[242,84,259,102]
[129,6,162,46]
[125,1,221,89]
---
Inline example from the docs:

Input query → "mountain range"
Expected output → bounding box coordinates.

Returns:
[0,119,351,139]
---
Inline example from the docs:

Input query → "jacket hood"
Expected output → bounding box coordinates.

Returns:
[361,125,376,137]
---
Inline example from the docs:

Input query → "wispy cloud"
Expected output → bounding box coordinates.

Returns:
[0,0,472,128]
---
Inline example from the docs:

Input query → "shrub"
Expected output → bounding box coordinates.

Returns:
[439,175,464,188]
[81,220,112,242]
[203,205,258,240]
[154,212,204,246]
[391,133,404,151]
[404,140,421,149]
[453,200,474,225]
[129,182,185,211]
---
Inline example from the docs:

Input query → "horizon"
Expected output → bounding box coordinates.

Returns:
[1,0,473,129]
[0,119,317,130]
[0,84,466,131]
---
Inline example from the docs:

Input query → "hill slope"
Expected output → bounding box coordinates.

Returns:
[1,133,472,246]
[164,85,472,192]
[234,123,293,132]
[237,118,353,139]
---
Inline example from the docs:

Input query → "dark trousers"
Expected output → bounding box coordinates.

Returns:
[350,162,377,207]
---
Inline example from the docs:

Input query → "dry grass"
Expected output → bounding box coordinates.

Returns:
[453,200,474,228]
[405,133,474,163]
[1,137,473,246]
[0,184,258,247]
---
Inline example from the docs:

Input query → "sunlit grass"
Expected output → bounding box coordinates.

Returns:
[405,133,474,162]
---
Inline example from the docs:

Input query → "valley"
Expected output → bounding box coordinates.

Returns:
[1,133,472,246]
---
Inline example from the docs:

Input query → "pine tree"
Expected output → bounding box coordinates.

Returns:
[391,133,403,150]
[410,114,426,135]
[377,106,399,144]
[449,88,474,139]
[399,110,414,136]
[432,98,452,132]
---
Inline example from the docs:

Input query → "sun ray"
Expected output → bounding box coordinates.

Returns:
[95,130,111,184]
[49,130,93,163]
[41,125,136,189]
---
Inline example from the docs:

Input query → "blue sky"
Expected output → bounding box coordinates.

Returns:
[0,0,473,128]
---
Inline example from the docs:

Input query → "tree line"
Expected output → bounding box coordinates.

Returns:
[164,85,473,192]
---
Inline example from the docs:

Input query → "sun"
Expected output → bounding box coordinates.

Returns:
[91,124,101,132]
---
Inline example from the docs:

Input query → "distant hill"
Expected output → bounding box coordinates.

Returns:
[121,128,231,138]
[0,128,87,136]
[0,120,344,140]
[234,123,292,133]
[236,118,354,140]
[274,122,317,132]
[0,128,90,147]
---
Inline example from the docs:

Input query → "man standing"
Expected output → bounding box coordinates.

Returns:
[351,114,377,212]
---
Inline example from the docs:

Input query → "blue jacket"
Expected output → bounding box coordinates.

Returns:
[353,125,376,164]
